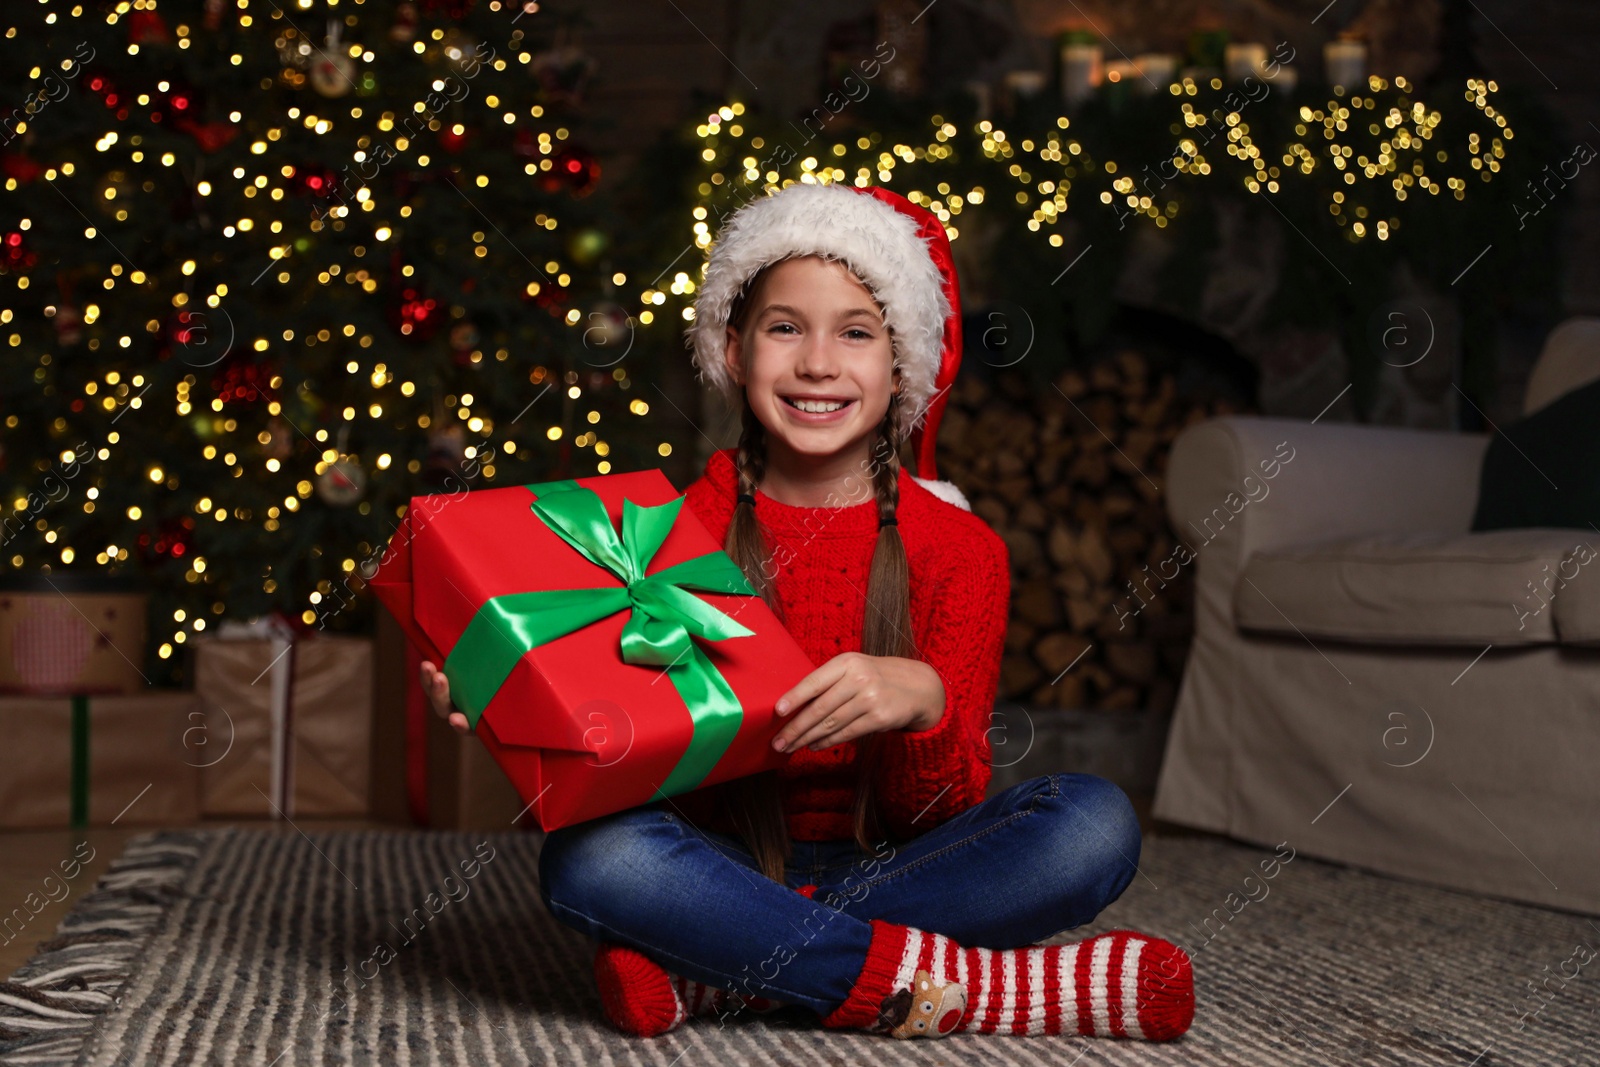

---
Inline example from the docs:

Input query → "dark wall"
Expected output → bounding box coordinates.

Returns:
[571,0,1597,423]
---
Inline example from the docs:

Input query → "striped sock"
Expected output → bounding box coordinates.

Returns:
[593,941,783,1037]
[822,919,1194,1040]
[591,883,824,1037]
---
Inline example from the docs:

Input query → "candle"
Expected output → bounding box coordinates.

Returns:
[1104,59,1139,85]
[1324,39,1366,88]
[1001,70,1044,114]
[1270,65,1298,92]
[965,78,993,117]
[1060,41,1102,110]
[1103,59,1136,112]
[1225,42,1268,82]
[1135,53,1177,94]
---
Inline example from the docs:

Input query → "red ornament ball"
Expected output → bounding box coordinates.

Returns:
[212,357,278,405]
[393,289,441,340]
[136,517,195,567]
[1,231,36,272]
[540,145,600,197]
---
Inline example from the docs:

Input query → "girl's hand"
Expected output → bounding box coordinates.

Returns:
[770,651,945,753]
[419,659,472,736]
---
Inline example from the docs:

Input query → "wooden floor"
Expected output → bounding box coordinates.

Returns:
[0,792,1170,979]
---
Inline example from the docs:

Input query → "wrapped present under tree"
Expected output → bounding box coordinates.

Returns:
[0,691,201,829]
[191,623,375,819]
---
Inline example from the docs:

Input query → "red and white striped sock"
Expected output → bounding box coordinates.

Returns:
[593,941,783,1037]
[593,885,821,1036]
[822,919,1194,1040]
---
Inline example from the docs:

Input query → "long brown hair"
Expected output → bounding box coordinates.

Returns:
[717,256,919,883]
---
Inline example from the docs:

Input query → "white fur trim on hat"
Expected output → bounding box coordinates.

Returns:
[686,182,951,442]
[912,476,971,511]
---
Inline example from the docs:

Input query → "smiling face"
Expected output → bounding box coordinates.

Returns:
[722,254,901,470]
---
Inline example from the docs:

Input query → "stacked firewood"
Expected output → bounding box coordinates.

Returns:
[932,351,1244,713]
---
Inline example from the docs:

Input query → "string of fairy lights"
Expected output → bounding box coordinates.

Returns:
[0,2,1518,665]
[1,0,658,660]
[648,74,1512,320]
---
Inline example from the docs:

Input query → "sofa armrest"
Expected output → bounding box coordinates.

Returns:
[1166,416,1491,565]
[1154,415,1492,839]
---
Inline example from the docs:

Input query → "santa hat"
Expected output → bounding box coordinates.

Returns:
[686,182,970,511]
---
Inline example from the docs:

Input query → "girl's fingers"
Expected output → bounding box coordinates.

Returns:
[775,654,852,718]
[806,700,879,751]
[772,691,843,751]
[449,712,469,734]
[799,703,872,752]
[779,692,864,752]
[419,662,456,720]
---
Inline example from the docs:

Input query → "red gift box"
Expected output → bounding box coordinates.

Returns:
[367,469,813,831]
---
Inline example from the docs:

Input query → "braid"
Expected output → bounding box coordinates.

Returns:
[848,391,917,855]
[863,391,914,658]
[728,403,783,621]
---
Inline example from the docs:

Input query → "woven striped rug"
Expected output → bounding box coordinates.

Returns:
[1,827,1594,1066]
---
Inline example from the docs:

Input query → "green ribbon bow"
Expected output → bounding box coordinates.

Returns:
[442,479,760,802]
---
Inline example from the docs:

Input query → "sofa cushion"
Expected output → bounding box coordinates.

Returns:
[1234,529,1592,645]
[1472,376,1600,531]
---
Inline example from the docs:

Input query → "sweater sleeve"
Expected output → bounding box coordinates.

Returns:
[874,526,1011,841]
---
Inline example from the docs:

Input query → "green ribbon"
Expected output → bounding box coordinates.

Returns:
[442,482,760,802]
[523,478,581,497]
[70,693,88,829]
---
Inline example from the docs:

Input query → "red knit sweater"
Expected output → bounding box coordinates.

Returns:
[670,447,1011,843]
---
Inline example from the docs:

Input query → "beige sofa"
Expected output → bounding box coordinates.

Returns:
[1152,319,1600,915]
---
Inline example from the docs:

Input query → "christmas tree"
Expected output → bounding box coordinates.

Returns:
[0,0,660,684]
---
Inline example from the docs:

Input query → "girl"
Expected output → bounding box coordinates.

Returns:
[419,182,1194,1042]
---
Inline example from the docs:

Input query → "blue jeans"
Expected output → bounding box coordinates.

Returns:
[537,773,1142,1017]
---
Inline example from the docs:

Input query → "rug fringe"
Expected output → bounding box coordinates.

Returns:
[0,830,210,1066]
